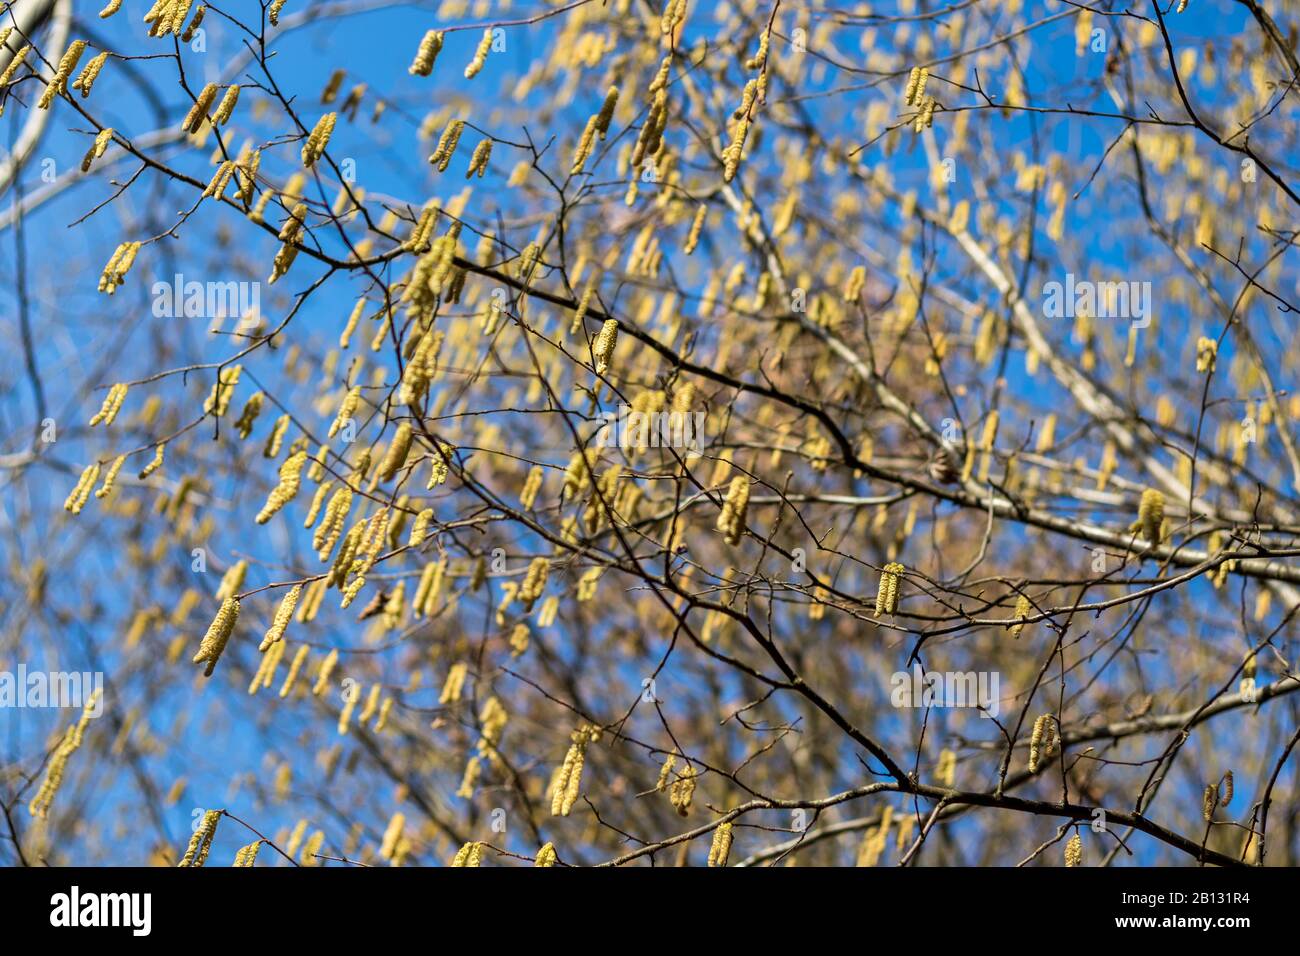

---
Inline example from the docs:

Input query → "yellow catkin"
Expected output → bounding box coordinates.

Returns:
[1064,833,1083,867]
[518,557,550,612]
[312,648,338,696]
[535,843,557,867]
[63,463,102,514]
[550,725,599,816]
[37,39,87,109]
[669,763,697,816]
[95,455,126,500]
[428,119,464,171]
[656,752,676,792]
[329,386,361,437]
[279,644,309,697]
[139,442,165,479]
[233,840,263,867]
[234,393,264,439]
[874,562,905,616]
[72,52,110,97]
[0,44,31,87]
[204,365,242,416]
[1028,713,1058,772]
[178,809,222,866]
[684,204,707,254]
[202,160,237,200]
[27,692,100,819]
[357,682,381,724]
[301,112,337,167]
[380,812,406,861]
[408,508,434,547]
[707,822,734,867]
[716,476,750,545]
[592,319,619,375]
[261,584,302,651]
[1196,336,1217,373]
[571,116,599,175]
[1202,783,1218,821]
[193,598,239,677]
[213,84,240,125]
[519,465,544,509]
[300,830,324,865]
[256,450,307,523]
[1009,594,1032,638]
[466,138,492,178]
[440,661,468,704]
[98,240,141,294]
[182,82,218,133]
[1136,488,1165,545]
[377,423,413,481]
[464,29,492,79]
[936,749,956,787]
[409,29,444,75]
[337,686,358,733]
[451,841,484,866]
[569,282,596,335]
[304,481,332,529]
[81,126,114,172]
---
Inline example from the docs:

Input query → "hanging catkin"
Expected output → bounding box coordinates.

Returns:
[193,598,239,677]
[874,562,904,616]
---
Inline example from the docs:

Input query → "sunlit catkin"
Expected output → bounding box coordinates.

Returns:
[178,809,222,866]
[519,465,544,509]
[182,82,218,133]
[1196,336,1217,373]
[669,763,697,816]
[139,442,165,479]
[256,450,307,524]
[592,319,619,374]
[81,126,114,171]
[64,463,101,515]
[38,39,87,109]
[464,29,492,79]
[329,386,361,438]
[377,423,413,481]
[312,648,338,696]
[95,455,126,500]
[261,584,301,651]
[1010,594,1032,638]
[279,644,309,698]
[518,557,549,612]
[684,204,707,254]
[535,842,557,867]
[428,119,464,171]
[409,30,444,75]
[716,475,750,545]
[301,112,337,167]
[1136,488,1165,545]
[1064,833,1083,867]
[193,598,239,677]
[1028,713,1058,772]
[874,562,904,616]
[707,822,734,867]
[550,725,599,816]
[27,691,99,819]
[0,44,31,88]
[98,240,141,294]
[233,840,263,867]
[451,841,484,866]
[440,661,468,704]
[466,139,492,178]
